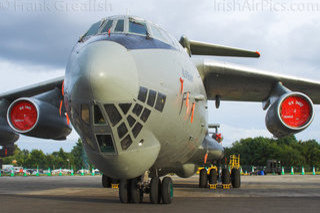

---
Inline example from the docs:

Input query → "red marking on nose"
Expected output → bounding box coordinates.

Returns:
[180,77,184,94]
[65,113,70,125]
[186,92,189,107]
[59,100,63,116]
[191,103,195,123]
[62,81,64,96]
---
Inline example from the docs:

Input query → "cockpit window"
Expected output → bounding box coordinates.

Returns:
[159,28,176,47]
[114,19,124,32]
[81,104,90,124]
[129,20,147,35]
[101,20,113,33]
[150,25,164,40]
[150,24,178,48]
[94,105,106,125]
[85,21,101,37]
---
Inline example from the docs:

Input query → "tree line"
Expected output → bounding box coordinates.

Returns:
[225,135,320,168]
[2,139,91,170]
[2,136,320,170]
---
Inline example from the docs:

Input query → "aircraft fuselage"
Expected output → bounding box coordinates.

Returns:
[64,21,223,180]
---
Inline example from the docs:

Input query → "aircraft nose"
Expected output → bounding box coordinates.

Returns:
[76,40,139,102]
[68,41,160,179]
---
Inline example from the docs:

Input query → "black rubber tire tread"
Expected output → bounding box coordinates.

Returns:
[222,168,231,184]
[150,177,160,204]
[130,178,141,203]
[199,169,208,188]
[119,180,129,203]
[102,174,111,188]
[140,189,144,203]
[208,169,218,184]
[231,168,235,185]
[231,168,241,188]
[161,177,173,204]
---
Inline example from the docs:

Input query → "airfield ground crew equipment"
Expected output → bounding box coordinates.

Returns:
[264,160,281,175]
[208,154,241,190]
[229,155,240,170]
[229,155,241,188]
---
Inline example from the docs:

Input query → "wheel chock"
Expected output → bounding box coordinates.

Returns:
[112,184,119,189]
[209,184,217,189]
[223,184,231,189]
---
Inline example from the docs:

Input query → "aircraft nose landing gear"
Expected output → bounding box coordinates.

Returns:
[119,176,173,204]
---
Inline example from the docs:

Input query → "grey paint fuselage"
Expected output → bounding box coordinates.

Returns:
[64,22,223,180]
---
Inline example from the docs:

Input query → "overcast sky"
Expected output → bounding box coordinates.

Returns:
[0,0,319,153]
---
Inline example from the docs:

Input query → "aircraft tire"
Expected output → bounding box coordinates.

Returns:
[208,169,218,184]
[119,180,130,203]
[222,168,231,184]
[231,168,241,188]
[102,174,111,188]
[199,169,208,188]
[150,177,161,204]
[161,177,173,204]
[129,178,142,203]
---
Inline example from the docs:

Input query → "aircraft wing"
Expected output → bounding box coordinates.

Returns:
[0,76,64,102]
[194,59,320,104]
[0,76,71,144]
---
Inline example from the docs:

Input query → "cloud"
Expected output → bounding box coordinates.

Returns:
[1,0,320,152]
[0,58,64,92]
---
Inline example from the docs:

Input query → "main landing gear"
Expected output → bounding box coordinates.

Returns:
[119,176,173,204]
[199,167,241,188]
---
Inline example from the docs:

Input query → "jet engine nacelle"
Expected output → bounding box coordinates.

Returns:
[265,92,314,138]
[7,98,72,140]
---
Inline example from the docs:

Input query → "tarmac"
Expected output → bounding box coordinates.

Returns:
[0,175,320,213]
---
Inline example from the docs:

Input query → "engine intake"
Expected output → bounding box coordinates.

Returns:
[7,98,71,140]
[265,92,314,138]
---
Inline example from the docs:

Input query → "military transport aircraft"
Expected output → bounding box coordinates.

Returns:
[0,15,319,204]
